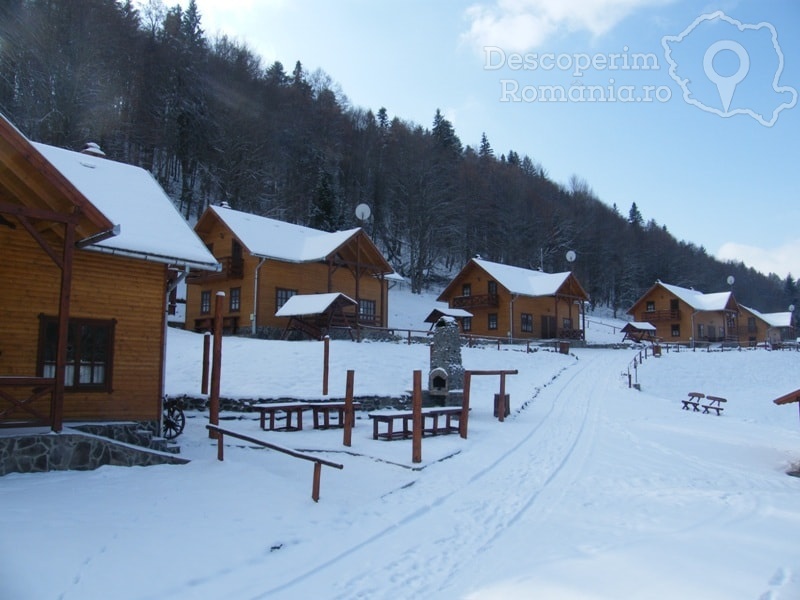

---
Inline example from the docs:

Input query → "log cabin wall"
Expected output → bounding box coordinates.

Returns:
[1,224,166,423]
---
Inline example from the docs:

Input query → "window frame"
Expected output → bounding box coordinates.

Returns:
[200,290,211,315]
[276,288,297,310]
[521,313,533,333]
[229,287,241,313]
[488,313,498,330]
[37,315,116,392]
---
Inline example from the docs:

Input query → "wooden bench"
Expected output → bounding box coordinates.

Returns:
[369,407,463,441]
[681,392,704,411]
[702,395,727,415]
[307,401,362,430]
[253,402,310,431]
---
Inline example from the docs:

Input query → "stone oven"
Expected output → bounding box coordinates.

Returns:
[429,367,449,398]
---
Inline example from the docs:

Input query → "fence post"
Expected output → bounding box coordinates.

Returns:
[216,430,224,461]
[322,335,330,396]
[209,291,225,439]
[412,370,422,464]
[460,371,471,439]
[343,370,354,447]
[201,332,211,395]
[312,462,322,502]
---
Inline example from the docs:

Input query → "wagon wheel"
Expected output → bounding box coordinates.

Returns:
[162,403,186,439]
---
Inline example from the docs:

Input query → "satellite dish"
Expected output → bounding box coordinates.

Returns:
[726,275,735,286]
[355,203,371,221]
[565,250,576,263]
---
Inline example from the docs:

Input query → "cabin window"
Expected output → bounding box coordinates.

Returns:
[697,324,705,339]
[671,323,680,337]
[462,284,471,297]
[747,317,756,333]
[200,290,211,315]
[488,281,497,295]
[37,316,115,392]
[462,317,472,332]
[229,287,241,312]
[359,299,376,321]
[521,313,533,333]
[562,317,572,330]
[646,301,655,312]
[276,288,297,310]
[488,313,498,330]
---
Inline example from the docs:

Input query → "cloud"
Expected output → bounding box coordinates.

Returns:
[462,0,673,52]
[717,240,800,279]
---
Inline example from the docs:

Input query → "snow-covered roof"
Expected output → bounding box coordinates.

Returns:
[275,292,356,317]
[622,322,657,331]
[474,258,571,296]
[741,305,794,328]
[659,282,733,311]
[34,142,219,271]
[209,204,359,263]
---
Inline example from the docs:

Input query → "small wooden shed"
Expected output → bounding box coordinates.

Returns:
[621,322,658,343]
[275,292,359,340]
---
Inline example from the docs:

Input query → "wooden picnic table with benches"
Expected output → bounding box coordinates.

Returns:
[369,407,463,441]
[307,401,362,430]
[702,395,727,415]
[681,392,704,412]
[253,402,309,431]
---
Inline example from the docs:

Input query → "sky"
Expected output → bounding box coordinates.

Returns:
[179,0,800,281]
[3,289,800,599]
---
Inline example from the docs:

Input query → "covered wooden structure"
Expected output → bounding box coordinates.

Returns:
[621,322,658,343]
[424,307,474,331]
[275,293,359,340]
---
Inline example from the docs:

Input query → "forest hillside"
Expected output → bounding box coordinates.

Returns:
[1,0,796,313]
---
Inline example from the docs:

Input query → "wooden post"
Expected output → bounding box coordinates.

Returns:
[498,373,506,422]
[52,221,76,432]
[412,370,422,463]
[322,336,330,396]
[209,291,225,439]
[201,332,211,395]
[460,371,471,439]
[343,370,354,447]
[217,430,224,461]
[312,461,322,502]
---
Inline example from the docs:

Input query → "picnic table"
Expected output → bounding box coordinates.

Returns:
[702,395,727,415]
[368,407,463,441]
[306,401,362,430]
[681,392,704,411]
[253,402,309,431]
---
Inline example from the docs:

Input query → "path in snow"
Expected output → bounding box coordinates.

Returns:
[255,349,616,599]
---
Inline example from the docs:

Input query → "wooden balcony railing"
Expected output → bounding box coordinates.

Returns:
[452,294,499,309]
[638,309,680,322]
[0,377,55,427]
[187,256,243,284]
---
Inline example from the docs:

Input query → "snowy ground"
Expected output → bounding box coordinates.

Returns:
[2,289,800,600]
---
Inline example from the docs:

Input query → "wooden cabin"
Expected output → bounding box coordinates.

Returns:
[626,280,739,345]
[186,204,394,336]
[437,258,589,340]
[738,305,796,347]
[0,115,219,432]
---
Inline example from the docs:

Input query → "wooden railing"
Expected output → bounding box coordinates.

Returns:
[206,424,343,502]
[187,256,243,283]
[451,294,499,309]
[0,377,55,427]
[637,309,680,322]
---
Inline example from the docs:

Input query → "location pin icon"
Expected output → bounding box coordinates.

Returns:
[703,40,750,113]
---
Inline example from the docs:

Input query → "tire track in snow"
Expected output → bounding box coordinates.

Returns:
[257,350,623,600]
